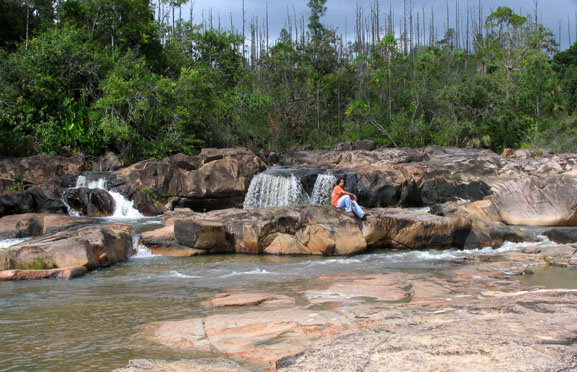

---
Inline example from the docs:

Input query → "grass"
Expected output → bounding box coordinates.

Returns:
[15,256,58,270]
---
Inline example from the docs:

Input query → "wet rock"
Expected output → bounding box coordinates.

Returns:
[0,154,87,216]
[201,292,295,307]
[144,206,530,256]
[544,227,577,244]
[112,358,252,372]
[62,187,115,217]
[302,273,412,305]
[0,223,134,271]
[465,220,536,249]
[0,266,87,281]
[141,308,357,368]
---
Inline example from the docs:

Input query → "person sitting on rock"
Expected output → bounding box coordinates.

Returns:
[331,177,366,220]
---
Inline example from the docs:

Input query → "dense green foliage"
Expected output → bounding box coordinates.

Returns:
[0,0,575,161]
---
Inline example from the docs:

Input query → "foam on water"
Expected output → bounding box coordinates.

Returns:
[65,174,144,218]
[169,271,201,279]
[221,268,274,278]
[131,235,158,258]
[0,238,32,249]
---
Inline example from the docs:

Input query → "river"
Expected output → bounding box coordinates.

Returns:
[0,220,552,372]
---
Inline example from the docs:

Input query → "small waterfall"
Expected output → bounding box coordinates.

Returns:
[310,174,337,206]
[132,235,157,258]
[243,173,309,209]
[65,174,143,218]
[244,171,336,209]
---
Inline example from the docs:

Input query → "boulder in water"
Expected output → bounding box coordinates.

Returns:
[62,187,115,217]
[140,206,525,256]
[0,223,134,271]
[0,213,92,239]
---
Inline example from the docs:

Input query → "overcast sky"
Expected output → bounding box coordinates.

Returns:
[185,0,577,50]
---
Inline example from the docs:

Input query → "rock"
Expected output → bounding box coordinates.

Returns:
[141,308,357,368]
[201,292,295,307]
[278,291,577,372]
[465,220,536,249]
[174,219,233,253]
[302,273,412,305]
[362,208,472,250]
[0,154,87,216]
[110,149,266,213]
[544,227,577,244]
[112,359,252,372]
[0,266,88,281]
[129,189,166,216]
[143,206,528,256]
[430,199,502,223]
[0,223,134,271]
[493,175,577,225]
[501,148,514,157]
[0,213,43,239]
[62,187,115,217]
[0,153,86,191]
[0,213,92,239]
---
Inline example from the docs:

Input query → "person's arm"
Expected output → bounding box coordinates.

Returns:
[342,189,357,200]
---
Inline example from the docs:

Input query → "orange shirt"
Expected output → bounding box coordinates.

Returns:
[331,185,345,207]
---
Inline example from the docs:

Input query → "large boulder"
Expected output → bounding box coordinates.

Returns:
[61,187,115,217]
[142,206,527,256]
[492,175,577,226]
[0,154,87,216]
[0,213,92,239]
[109,148,266,212]
[362,208,472,249]
[0,223,134,271]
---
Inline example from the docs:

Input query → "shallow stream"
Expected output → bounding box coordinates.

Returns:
[0,223,558,372]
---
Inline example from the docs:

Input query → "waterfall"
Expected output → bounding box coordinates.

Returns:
[243,173,309,209]
[244,171,336,209]
[66,174,143,218]
[310,174,337,206]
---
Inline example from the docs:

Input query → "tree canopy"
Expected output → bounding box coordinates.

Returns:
[0,0,575,162]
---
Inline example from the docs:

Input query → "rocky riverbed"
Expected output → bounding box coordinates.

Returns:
[2,144,577,371]
[115,243,577,372]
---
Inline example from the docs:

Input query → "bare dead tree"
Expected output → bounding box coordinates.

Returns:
[242,0,246,58]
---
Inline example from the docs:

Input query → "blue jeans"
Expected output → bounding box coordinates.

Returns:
[336,195,365,218]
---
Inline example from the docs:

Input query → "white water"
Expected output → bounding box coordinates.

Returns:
[243,173,309,209]
[0,237,32,248]
[131,235,158,258]
[65,175,143,218]
[244,172,336,209]
[310,174,337,206]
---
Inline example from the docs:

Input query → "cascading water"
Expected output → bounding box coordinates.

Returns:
[65,174,143,218]
[243,173,309,209]
[244,171,336,209]
[310,174,337,206]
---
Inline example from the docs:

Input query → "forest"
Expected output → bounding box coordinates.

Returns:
[1,0,577,162]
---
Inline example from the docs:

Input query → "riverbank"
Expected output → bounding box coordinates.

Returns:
[118,241,577,372]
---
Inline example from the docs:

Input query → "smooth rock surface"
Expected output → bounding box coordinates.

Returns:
[0,223,134,271]
[112,358,252,372]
